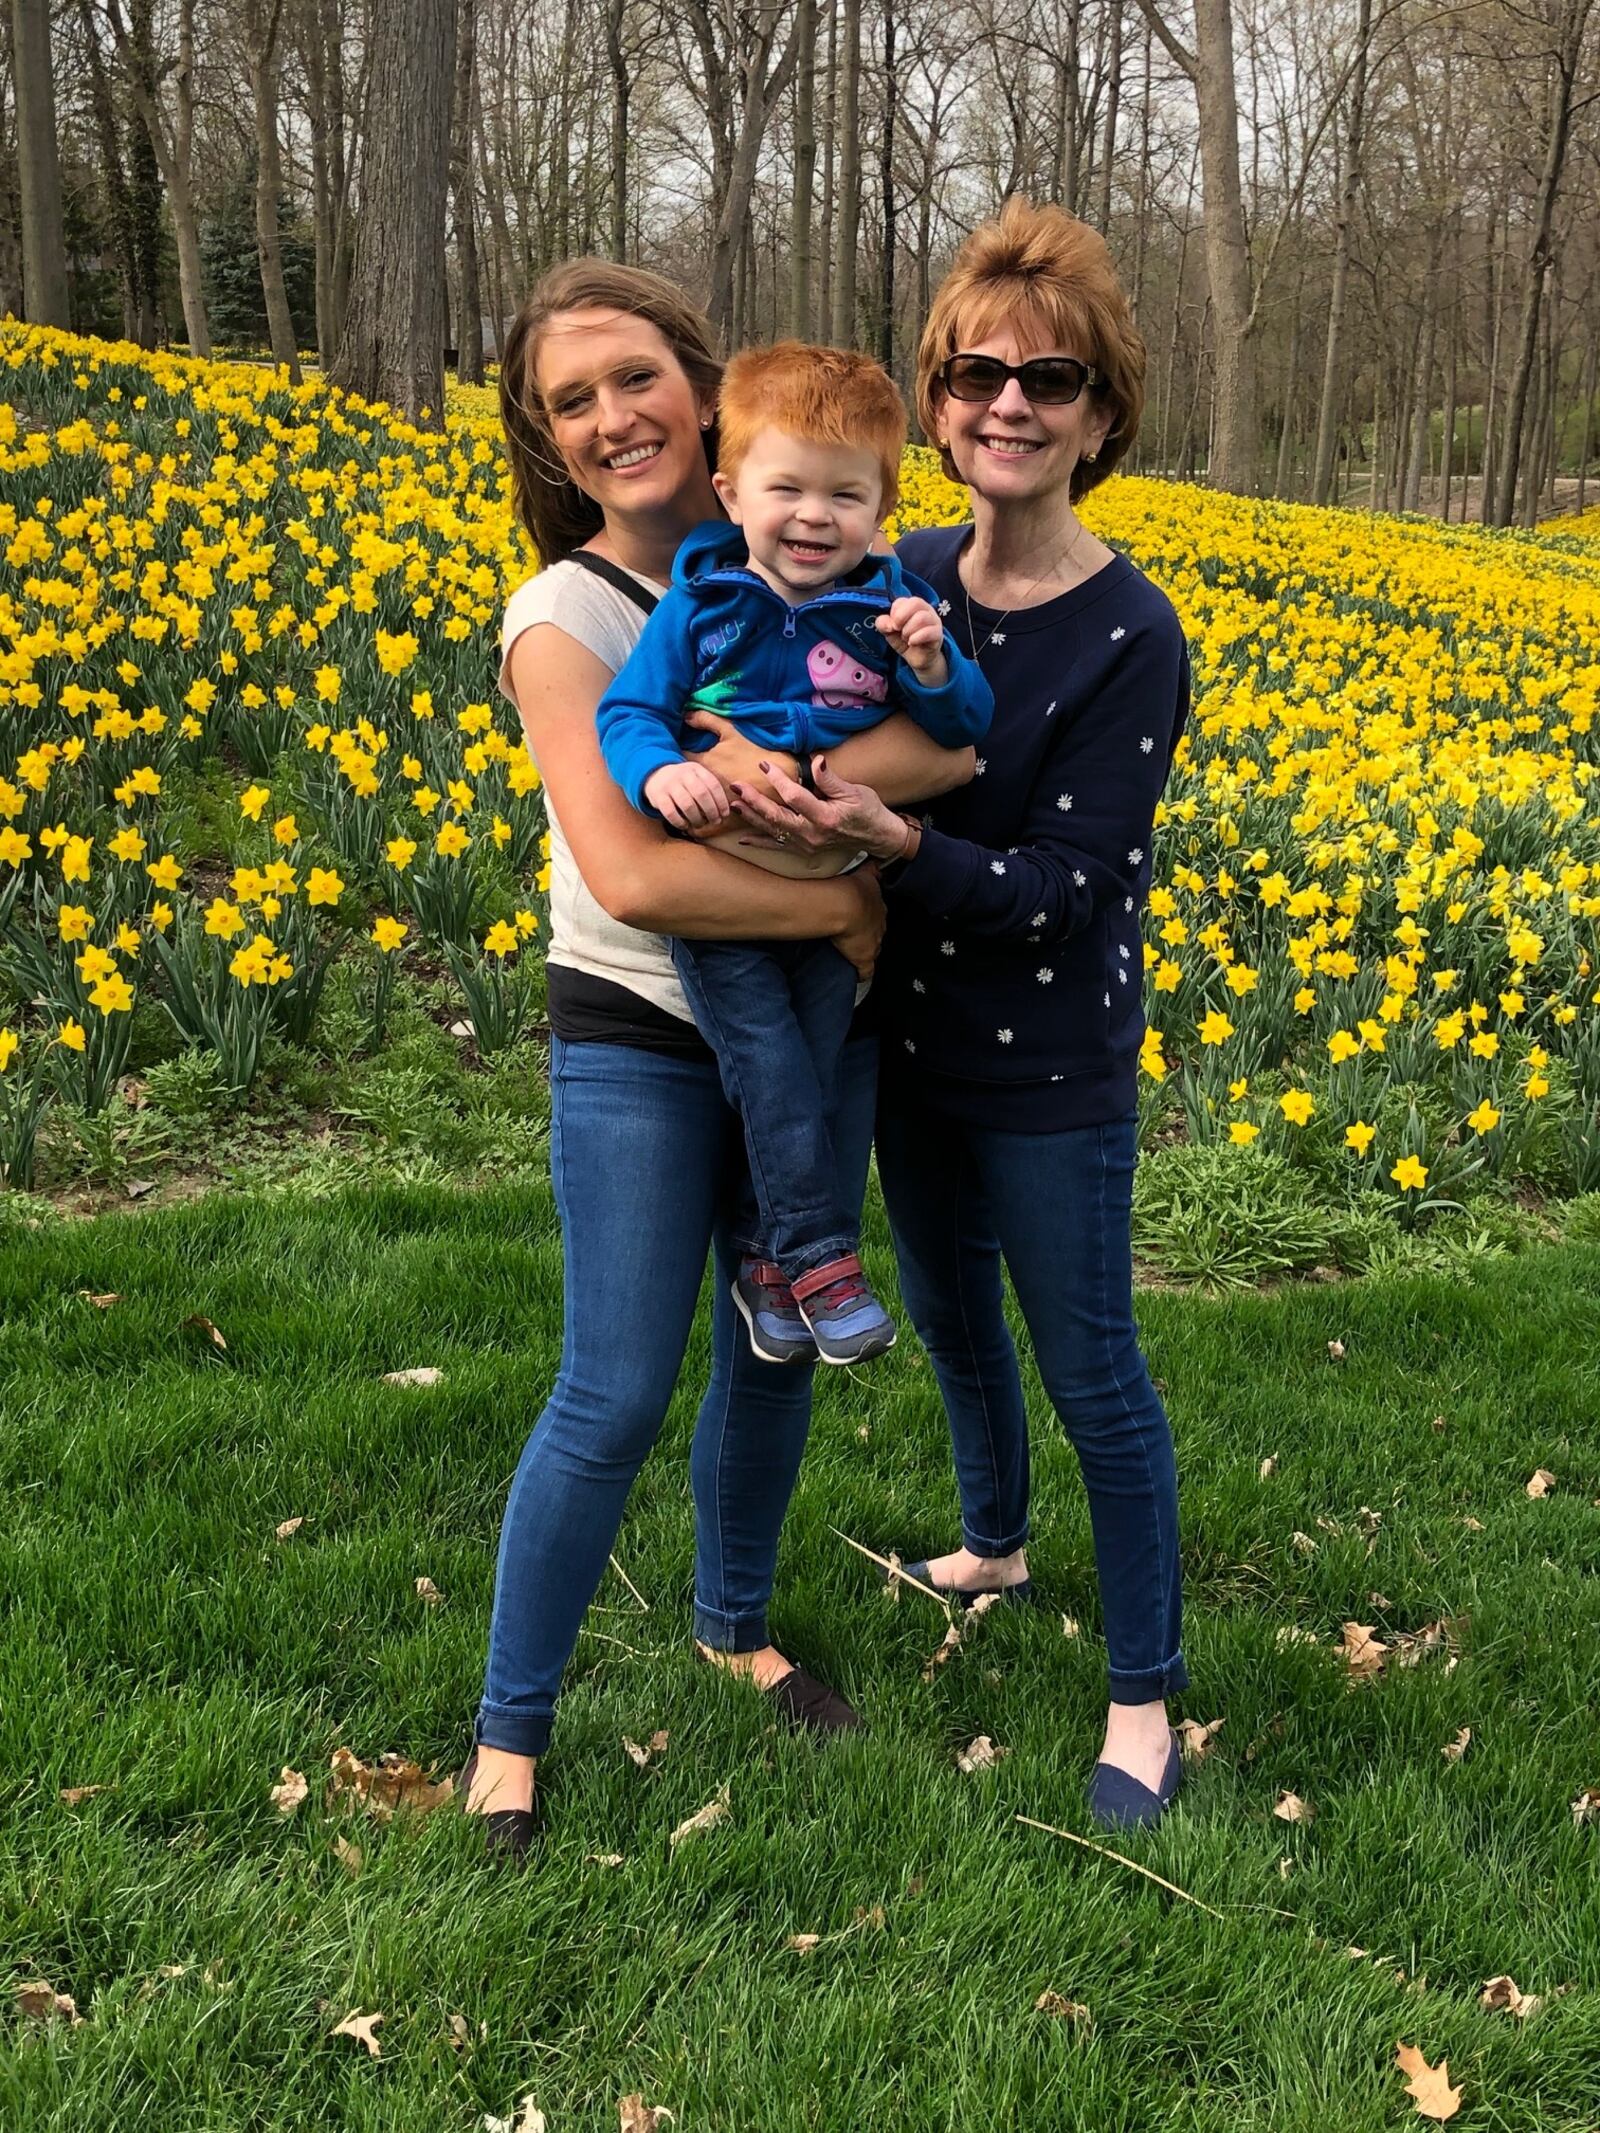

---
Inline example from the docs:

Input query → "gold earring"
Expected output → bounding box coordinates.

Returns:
[1084,450,1098,464]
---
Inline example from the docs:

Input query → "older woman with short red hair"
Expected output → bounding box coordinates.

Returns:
[732,199,1192,1827]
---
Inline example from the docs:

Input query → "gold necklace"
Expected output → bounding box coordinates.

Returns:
[962,517,1088,659]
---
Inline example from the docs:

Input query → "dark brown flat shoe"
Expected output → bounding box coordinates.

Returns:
[762,1664,865,1734]
[458,1748,539,1864]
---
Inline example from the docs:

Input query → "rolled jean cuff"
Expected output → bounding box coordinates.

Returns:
[693,1598,771,1653]
[961,1518,1030,1559]
[475,1699,553,1759]
[1108,1649,1190,1703]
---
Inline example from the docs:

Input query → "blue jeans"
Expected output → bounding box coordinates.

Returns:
[876,1094,1187,1703]
[670,935,859,1277]
[476,1032,878,1757]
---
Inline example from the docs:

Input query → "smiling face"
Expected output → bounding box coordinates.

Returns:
[933,318,1115,510]
[533,307,717,521]
[711,426,884,602]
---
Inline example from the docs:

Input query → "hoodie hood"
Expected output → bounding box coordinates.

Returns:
[673,518,905,601]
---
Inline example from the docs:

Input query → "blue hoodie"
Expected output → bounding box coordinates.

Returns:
[596,520,993,811]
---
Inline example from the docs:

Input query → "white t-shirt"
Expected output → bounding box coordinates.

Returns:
[499,558,697,1024]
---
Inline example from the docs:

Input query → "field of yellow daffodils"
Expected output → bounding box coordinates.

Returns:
[3,324,1599,1216]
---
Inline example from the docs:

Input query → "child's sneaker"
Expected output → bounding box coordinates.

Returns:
[732,1258,818,1366]
[791,1254,896,1366]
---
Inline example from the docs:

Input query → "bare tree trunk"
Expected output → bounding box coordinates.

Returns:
[452,0,483,380]
[1403,261,1438,512]
[0,147,22,319]
[1054,0,1082,208]
[790,0,815,335]
[1311,0,1369,504]
[606,0,629,259]
[1493,2,1591,525]
[332,0,455,424]
[1274,280,1300,496]
[1130,12,1153,315]
[12,0,71,325]
[1578,307,1598,512]
[79,0,139,336]
[831,0,860,345]
[474,75,513,354]
[1480,193,1506,523]
[1096,0,1122,233]
[300,0,337,364]
[701,0,804,345]
[1190,0,1256,489]
[128,0,162,343]
[248,0,303,380]
[105,0,211,355]
[1441,263,1458,523]
[878,0,895,372]
[818,0,837,335]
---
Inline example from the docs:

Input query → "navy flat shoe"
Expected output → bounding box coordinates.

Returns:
[458,1749,539,1865]
[1087,1730,1181,1831]
[887,1558,1035,1610]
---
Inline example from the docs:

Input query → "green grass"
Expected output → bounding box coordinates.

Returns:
[2,1183,1598,2130]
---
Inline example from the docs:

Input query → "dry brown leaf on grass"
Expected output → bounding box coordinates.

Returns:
[270,1767,309,1816]
[1571,1786,1600,1826]
[1061,1614,1081,1639]
[77,1290,121,1308]
[787,1933,823,1955]
[482,2099,546,2133]
[182,1314,227,1350]
[669,1783,730,1847]
[619,2096,674,2131]
[1273,1791,1314,1824]
[956,1735,1009,1773]
[588,1852,625,1869]
[1276,1624,1319,1646]
[1442,1728,1472,1762]
[327,1747,454,1819]
[1176,1717,1224,1763]
[622,1730,669,1770]
[381,1366,444,1387]
[330,2010,384,2057]
[333,1836,364,1875]
[1340,1622,1387,1683]
[16,1982,82,2024]
[1391,1619,1461,1669]
[1480,1974,1541,2019]
[1526,1468,1556,1498]
[921,1621,964,1681]
[274,1517,305,1542]
[1394,2042,1462,2122]
[58,1784,110,1807]
[414,1576,443,1605]
[1034,1990,1092,2026]
[1327,1339,1346,1361]
[1259,1455,1278,1479]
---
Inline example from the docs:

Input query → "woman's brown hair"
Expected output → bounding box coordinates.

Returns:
[499,259,723,568]
[914,198,1146,503]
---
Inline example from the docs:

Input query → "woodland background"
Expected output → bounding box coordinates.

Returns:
[3,0,1599,519]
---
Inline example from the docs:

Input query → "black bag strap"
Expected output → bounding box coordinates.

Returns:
[568,548,660,617]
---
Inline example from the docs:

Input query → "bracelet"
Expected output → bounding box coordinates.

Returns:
[884,812,922,866]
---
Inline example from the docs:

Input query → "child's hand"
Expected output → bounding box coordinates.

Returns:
[876,595,950,686]
[644,759,734,831]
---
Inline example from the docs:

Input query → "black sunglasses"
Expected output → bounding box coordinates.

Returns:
[940,353,1105,406]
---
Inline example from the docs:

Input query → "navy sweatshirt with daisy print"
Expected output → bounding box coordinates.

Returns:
[876,523,1191,1132]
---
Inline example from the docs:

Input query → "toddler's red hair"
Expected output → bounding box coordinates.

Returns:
[717,341,905,516]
